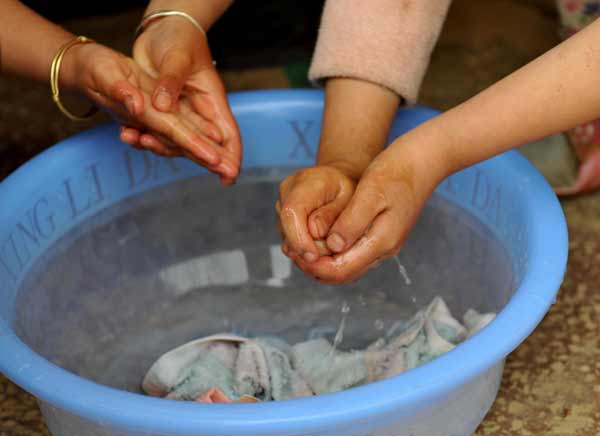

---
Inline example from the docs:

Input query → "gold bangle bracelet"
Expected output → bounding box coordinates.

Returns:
[50,36,99,121]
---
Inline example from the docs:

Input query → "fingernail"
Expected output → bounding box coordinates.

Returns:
[303,252,318,263]
[315,240,332,256]
[311,216,324,238]
[125,97,135,116]
[141,136,152,147]
[315,216,327,238]
[220,176,235,186]
[219,161,238,178]
[156,90,172,110]
[327,233,346,252]
[218,164,232,179]
[204,151,220,166]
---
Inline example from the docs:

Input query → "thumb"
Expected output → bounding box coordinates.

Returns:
[308,188,353,240]
[279,180,342,262]
[326,183,386,254]
[92,60,144,118]
[153,51,193,112]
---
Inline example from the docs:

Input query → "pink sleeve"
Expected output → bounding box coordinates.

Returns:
[308,0,452,105]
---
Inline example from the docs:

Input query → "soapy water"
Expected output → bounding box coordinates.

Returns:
[13,169,514,393]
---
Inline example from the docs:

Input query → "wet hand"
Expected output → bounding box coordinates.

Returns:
[276,164,357,264]
[287,146,445,284]
[131,16,241,184]
[66,43,236,178]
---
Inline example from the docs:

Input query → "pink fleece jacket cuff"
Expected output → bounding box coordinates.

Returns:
[309,0,452,105]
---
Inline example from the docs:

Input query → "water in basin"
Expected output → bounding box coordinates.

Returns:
[13,167,514,394]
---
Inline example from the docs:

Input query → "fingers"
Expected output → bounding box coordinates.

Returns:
[179,97,240,182]
[140,106,221,166]
[179,101,223,143]
[139,133,180,157]
[221,129,242,180]
[189,90,218,121]
[292,170,423,284]
[189,93,243,178]
[278,174,345,263]
[294,212,401,284]
[135,96,238,179]
[331,213,401,281]
[92,52,238,180]
[278,201,320,263]
[188,74,243,180]
[314,239,333,256]
[308,189,354,240]
[219,175,237,186]
[120,125,180,157]
[277,203,331,255]
[153,52,193,111]
[93,59,145,117]
[120,126,140,145]
[139,118,237,180]
[326,183,386,253]
[277,166,357,266]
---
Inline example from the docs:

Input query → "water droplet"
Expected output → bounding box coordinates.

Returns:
[358,294,367,306]
[374,319,385,330]
[331,301,350,356]
[333,318,345,344]
[341,301,350,314]
[372,338,386,349]
[393,256,412,285]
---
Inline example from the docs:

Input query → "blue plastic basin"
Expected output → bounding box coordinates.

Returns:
[0,90,567,435]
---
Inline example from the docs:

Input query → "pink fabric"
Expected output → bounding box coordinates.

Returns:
[309,0,452,104]
[195,388,259,403]
[195,388,232,403]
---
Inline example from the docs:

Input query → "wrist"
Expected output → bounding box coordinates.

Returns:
[317,78,400,180]
[55,40,97,94]
[138,13,206,46]
[144,0,233,31]
[385,124,454,191]
[317,159,367,181]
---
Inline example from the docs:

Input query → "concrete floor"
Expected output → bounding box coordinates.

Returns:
[2,0,600,435]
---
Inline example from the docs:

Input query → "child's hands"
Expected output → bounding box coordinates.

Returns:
[276,164,357,263]
[65,42,235,177]
[131,16,242,184]
[287,144,448,284]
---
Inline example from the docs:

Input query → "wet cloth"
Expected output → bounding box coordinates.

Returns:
[142,297,495,403]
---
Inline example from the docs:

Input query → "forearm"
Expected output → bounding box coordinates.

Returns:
[400,18,600,176]
[145,0,234,30]
[318,78,400,179]
[0,0,79,89]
